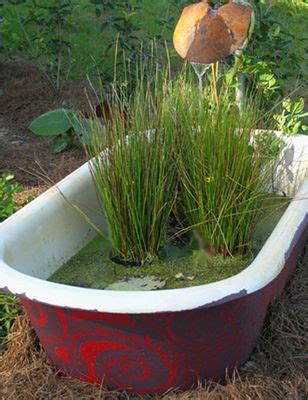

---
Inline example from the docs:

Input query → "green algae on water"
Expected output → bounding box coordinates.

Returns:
[48,197,290,290]
[49,235,251,289]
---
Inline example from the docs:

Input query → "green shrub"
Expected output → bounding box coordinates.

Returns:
[2,0,76,88]
[237,0,306,103]
[89,0,143,59]
[274,98,307,135]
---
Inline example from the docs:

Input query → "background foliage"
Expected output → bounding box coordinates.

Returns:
[1,0,306,132]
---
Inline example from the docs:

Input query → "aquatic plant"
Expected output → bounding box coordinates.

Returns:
[171,79,280,257]
[87,67,178,264]
[86,59,283,263]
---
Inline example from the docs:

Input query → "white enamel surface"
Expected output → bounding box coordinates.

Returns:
[0,134,307,314]
[272,131,308,196]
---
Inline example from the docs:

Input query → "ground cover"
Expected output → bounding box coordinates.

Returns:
[0,62,86,186]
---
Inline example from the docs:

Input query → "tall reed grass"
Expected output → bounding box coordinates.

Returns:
[87,66,178,264]
[170,78,279,256]
[86,59,281,263]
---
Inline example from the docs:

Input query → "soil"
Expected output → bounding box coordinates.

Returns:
[0,61,94,189]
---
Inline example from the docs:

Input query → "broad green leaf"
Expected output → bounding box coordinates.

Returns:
[50,136,69,153]
[71,117,100,146]
[291,99,304,114]
[28,109,76,136]
[105,276,166,291]
[71,117,92,136]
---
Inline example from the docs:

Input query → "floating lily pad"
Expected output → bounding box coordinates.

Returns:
[105,276,166,291]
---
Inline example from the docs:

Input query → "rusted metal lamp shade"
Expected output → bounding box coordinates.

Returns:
[173,0,253,64]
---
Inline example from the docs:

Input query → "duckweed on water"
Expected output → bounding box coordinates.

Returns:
[48,197,289,290]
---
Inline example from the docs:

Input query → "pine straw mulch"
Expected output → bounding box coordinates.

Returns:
[0,246,307,400]
[0,61,88,189]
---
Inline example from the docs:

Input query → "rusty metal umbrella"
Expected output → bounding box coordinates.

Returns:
[173,0,254,65]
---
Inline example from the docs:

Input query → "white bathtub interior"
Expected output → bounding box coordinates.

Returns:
[0,134,307,281]
[0,163,106,279]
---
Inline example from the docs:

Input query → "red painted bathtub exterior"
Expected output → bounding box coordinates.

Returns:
[21,226,307,394]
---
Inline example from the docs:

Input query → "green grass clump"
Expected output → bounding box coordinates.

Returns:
[170,79,279,257]
[88,67,178,264]
[86,66,284,263]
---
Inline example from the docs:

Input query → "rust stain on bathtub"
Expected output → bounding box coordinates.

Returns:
[284,214,308,260]
[0,286,12,295]
[203,289,248,309]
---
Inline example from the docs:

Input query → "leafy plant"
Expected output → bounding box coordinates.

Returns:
[253,130,284,158]
[0,172,24,221]
[28,108,92,153]
[90,0,142,60]
[3,0,76,88]
[237,0,305,101]
[274,98,308,135]
[153,0,187,42]
[0,292,19,354]
[237,58,279,101]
